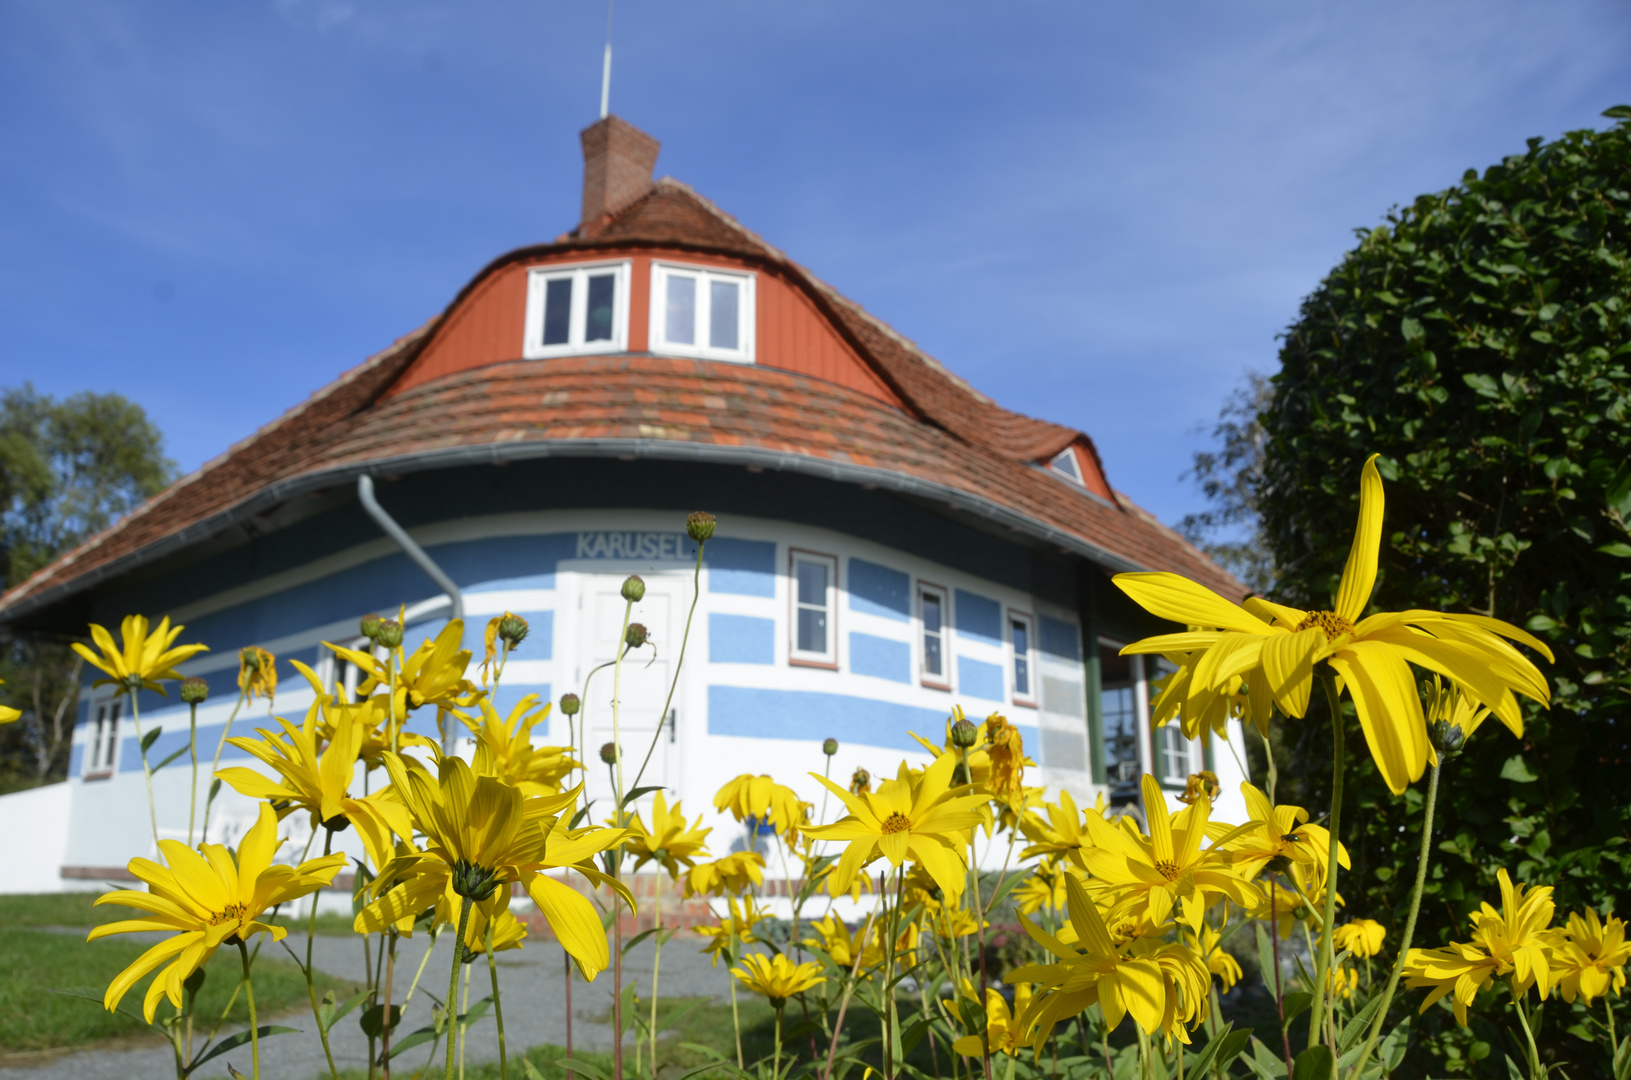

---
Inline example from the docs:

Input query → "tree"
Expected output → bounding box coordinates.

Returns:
[1257,108,1631,1069]
[0,383,175,788]
[1178,371,1276,595]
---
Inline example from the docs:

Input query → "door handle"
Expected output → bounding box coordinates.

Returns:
[668,708,677,743]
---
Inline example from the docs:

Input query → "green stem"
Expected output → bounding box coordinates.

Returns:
[774,1002,785,1080]
[821,906,878,1080]
[1307,674,1346,1052]
[127,688,160,849]
[1348,761,1441,1080]
[1514,991,1543,1080]
[958,747,993,1080]
[307,828,341,1080]
[484,920,509,1080]
[237,939,260,1080]
[444,895,473,1080]
[649,871,663,1080]
[610,596,632,1080]
[200,684,249,844]
[630,539,705,794]
[187,701,199,847]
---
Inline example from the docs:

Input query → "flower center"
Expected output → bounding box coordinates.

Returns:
[1154,859,1181,881]
[208,903,248,926]
[1295,610,1356,641]
[881,812,913,835]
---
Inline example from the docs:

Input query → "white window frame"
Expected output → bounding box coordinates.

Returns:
[1157,722,1196,786]
[788,549,838,668]
[1008,609,1038,707]
[1047,446,1086,486]
[85,695,122,779]
[649,261,756,363]
[522,259,631,359]
[917,581,951,690]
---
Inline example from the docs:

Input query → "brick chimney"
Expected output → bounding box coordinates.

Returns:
[578,115,660,234]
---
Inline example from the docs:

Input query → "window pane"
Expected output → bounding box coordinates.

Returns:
[1012,619,1029,656]
[796,560,828,606]
[797,607,827,654]
[922,593,941,634]
[543,278,573,345]
[666,274,696,344]
[1099,645,1140,798]
[923,633,942,677]
[709,279,739,350]
[586,274,616,342]
[1015,655,1030,696]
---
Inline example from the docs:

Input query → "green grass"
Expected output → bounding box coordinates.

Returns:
[0,926,360,1054]
[0,891,145,928]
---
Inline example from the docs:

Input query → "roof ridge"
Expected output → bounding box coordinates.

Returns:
[0,320,437,609]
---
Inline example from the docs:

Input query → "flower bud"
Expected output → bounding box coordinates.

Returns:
[625,623,649,649]
[822,737,839,757]
[599,742,619,765]
[686,511,716,543]
[376,620,404,649]
[559,693,581,716]
[239,647,262,672]
[359,613,383,641]
[621,575,645,602]
[850,767,871,795]
[180,677,209,705]
[950,718,979,749]
[451,858,502,901]
[498,613,530,648]
[1429,719,1466,758]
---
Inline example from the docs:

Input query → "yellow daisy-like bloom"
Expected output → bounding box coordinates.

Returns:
[215,705,410,871]
[1077,775,1260,932]
[1421,675,1491,745]
[1403,868,1562,1025]
[983,712,1026,803]
[73,615,208,694]
[1194,925,1243,992]
[685,852,765,898]
[1011,873,1211,1047]
[1176,770,1220,806]
[697,895,772,967]
[328,620,484,715]
[462,694,577,795]
[1328,963,1359,1001]
[1553,908,1629,1004]
[87,802,345,1021]
[237,645,277,704]
[1115,455,1553,794]
[803,750,988,901]
[1149,655,1256,741]
[1012,865,1071,916]
[1246,883,1305,941]
[1210,782,1347,881]
[355,754,630,979]
[449,890,529,957]
[623,790,712,878]
[0,678,19,724]
[1333,918,1387,959]
[951,983,1032,1057]
[803,912,881,972]
[1019,790,1098,864]
[713,773,805,839]
[732,953,825,1005]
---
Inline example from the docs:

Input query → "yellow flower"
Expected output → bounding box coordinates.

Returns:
[1245,885,1304,941]
[1333,918,1387,959]
[1176,770,1220,806]
[1149,657,1255,741]
[685,852,765,897]
[1195,926,1243,992]
[455,898,529,957]
[238,645,277,704]
[983,712,1026,803]
[951,983,1032,1057]
[1013,866,1071,915]
[1077,775,1260,931]
[1010,872,1210,1046]
[1421,675,1491,745]
[215,705,411,870]
[803,912,882,972]
[478,612,528,687]
[327,619,483,714]
[804,750,988,901]
[1328,963,1358,1001]
[1553,908,1628,1004]
[86,802,345,1021]
[1115,455,1553,794]
[1403,868,1562,1025]
[462,694,577,795]
[1211,782,1347,881]
[73,615,208,694]
[713,774,805,838]
[1019,790,1096,865]
[0,678,18,724]
[697,895,772,966]
[623,790,712,877]
[355,754,630,979]
[731,953,825,1005]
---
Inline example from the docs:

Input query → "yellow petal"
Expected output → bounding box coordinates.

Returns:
[528,873,610,980]
[1333,455,1384,623]
[1116,958,1168,1034]
[1329,642,1427,795]
[1260,628,1322,719]
[1112,573,1273,636]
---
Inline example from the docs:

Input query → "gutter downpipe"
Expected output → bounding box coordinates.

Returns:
[357,474,464,756]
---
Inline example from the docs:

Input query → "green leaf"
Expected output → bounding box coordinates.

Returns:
[620,785,666,808]
[622,927,662,954]
[557,1057,615,1080]
[1400,316,1425,344]
[460,995,494,1026]
[1187,1022,1238,1076]
[1256,924,1282,999]
[317,988,371,1033]
[153,743,191,772]
[186,1025,300,1074]
[1282,991,1313,1024]
[1293,1045,1334,1080]
[1463,372,1501,397]
[1607,462,1631,519]
[1338,994,1385,1052]
[387,1024,441,1060]
[1501,755,1541,783]
[359,1002,403,1039]
[48,986,148,1026]
[141,726,163,754]
[901,1016,933,1057]
[1596,542,1631,558]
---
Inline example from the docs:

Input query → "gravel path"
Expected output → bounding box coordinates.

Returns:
[1,930,736,1080]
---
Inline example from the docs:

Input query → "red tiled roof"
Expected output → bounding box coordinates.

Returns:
[0,181,1242,621]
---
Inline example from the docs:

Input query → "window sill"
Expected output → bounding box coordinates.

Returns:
[789,657,839,671]
[920,679,951,692]
[82,771,113,782]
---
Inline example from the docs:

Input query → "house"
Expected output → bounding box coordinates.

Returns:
[0,116,1248,892]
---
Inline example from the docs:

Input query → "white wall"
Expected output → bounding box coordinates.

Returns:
[0,781,72,893]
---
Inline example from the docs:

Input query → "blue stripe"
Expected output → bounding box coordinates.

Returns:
[954,589,1002,645]
[709,614,775,664]
[707,539,776,597]
[957,656,1005,702]
[1040,615,1081,661]
[849,632,910,684]
[848,559,909,621]
[707,685,1035,753]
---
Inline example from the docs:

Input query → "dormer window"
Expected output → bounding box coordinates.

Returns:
[523,260,630,358]
[650,262,755,363]
[1047,446,1085,486]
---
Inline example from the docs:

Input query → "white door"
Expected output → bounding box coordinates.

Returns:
[571,571,690,820]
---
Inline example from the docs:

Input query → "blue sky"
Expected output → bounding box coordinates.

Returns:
[2,1,1627,528]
